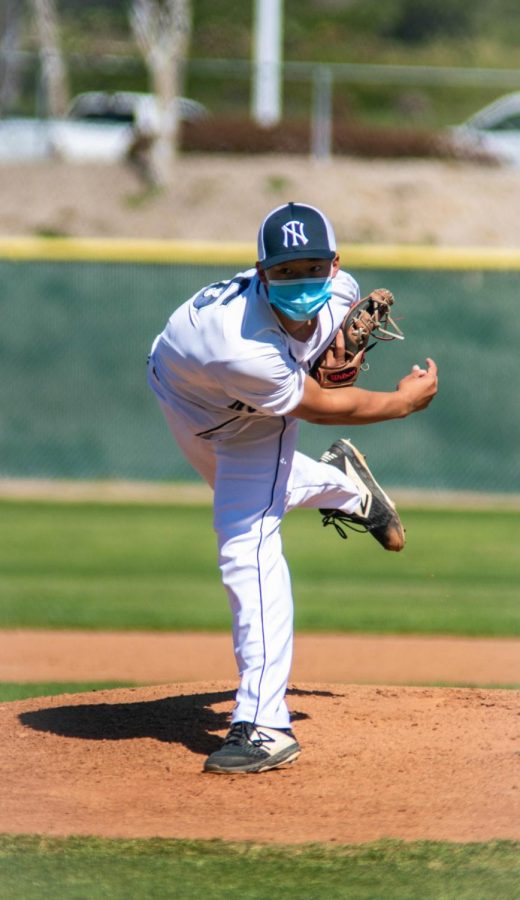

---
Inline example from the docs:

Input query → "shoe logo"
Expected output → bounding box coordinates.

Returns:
[252,729,276,747]
[320,451,335,463]
[358,492,371,516]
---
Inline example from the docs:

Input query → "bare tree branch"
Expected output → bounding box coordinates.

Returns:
[129,0,192,186]
[32,0,69,117]
[0,0,24,114]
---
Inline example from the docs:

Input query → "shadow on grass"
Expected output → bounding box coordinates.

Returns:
[18,686,338,756]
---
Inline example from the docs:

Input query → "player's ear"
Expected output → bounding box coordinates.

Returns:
[256,262,268,285]
[331,254,340,278]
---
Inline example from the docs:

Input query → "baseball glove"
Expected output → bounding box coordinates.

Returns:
[310,288,404,388]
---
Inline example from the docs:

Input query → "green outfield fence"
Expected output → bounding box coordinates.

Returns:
[1,238,519,493]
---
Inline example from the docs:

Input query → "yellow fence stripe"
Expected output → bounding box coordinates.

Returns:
[0,236,520,270]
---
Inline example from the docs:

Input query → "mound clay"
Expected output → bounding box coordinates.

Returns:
[1,632,519,845]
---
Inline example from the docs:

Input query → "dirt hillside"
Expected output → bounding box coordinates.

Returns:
[1,155,520,246]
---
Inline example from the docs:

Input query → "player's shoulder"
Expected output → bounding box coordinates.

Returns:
[335,268,360,295]
[329,268,360,309]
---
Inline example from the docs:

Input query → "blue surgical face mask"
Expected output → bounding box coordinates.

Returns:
[268,276,333,321]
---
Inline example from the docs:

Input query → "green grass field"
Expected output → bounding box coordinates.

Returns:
[1,498,518,897]
[1,836,519,900]
[0,500,518,635]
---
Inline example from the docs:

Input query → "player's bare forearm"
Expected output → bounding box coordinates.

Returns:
[293,383,415,424]
[292,358,438,425]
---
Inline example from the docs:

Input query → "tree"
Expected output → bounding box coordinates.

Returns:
[130,0,191,187]
[32,0,69,117]
[0,0,24,114]
[386,0,484,44]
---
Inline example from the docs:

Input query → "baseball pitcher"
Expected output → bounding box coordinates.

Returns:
[148,201,438,774]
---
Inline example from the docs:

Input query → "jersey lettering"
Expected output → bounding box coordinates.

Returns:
[228,400,257,413]
[193,277,251,310]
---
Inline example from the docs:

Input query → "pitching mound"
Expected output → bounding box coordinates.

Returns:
[1,681,519,844]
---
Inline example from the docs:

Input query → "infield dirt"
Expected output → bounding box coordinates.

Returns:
[1,632,519,844]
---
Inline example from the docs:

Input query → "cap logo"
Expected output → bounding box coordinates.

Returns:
[281,220,309,249]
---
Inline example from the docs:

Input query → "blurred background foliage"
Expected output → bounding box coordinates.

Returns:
[4,0,520,128]
[25,0,520,59]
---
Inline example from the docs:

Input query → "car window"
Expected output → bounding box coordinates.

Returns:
[486,114,520,132]
[72,111,134,124]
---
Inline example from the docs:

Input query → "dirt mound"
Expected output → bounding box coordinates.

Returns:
[2,681,519,844]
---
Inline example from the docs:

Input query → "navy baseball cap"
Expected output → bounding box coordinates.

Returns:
[257,201,336,269]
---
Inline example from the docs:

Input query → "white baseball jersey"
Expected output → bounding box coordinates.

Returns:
[149,267,360,437]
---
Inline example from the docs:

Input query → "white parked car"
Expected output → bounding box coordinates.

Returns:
[449,92,520,165]
[0,117,53,161]
[0,91,208,163]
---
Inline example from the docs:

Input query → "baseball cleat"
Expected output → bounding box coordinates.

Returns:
[203,721,301,774]
[319,438,405,552]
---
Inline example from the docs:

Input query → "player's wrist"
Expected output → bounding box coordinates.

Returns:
[393,389,415,418]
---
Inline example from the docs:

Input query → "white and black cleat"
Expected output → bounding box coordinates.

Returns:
[204,722,301,774]
[320,438,405,552]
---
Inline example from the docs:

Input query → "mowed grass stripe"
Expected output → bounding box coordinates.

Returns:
[0,501,518,636]
[0,836,519,900]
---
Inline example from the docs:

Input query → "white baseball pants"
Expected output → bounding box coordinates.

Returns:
[156,399,360,729]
